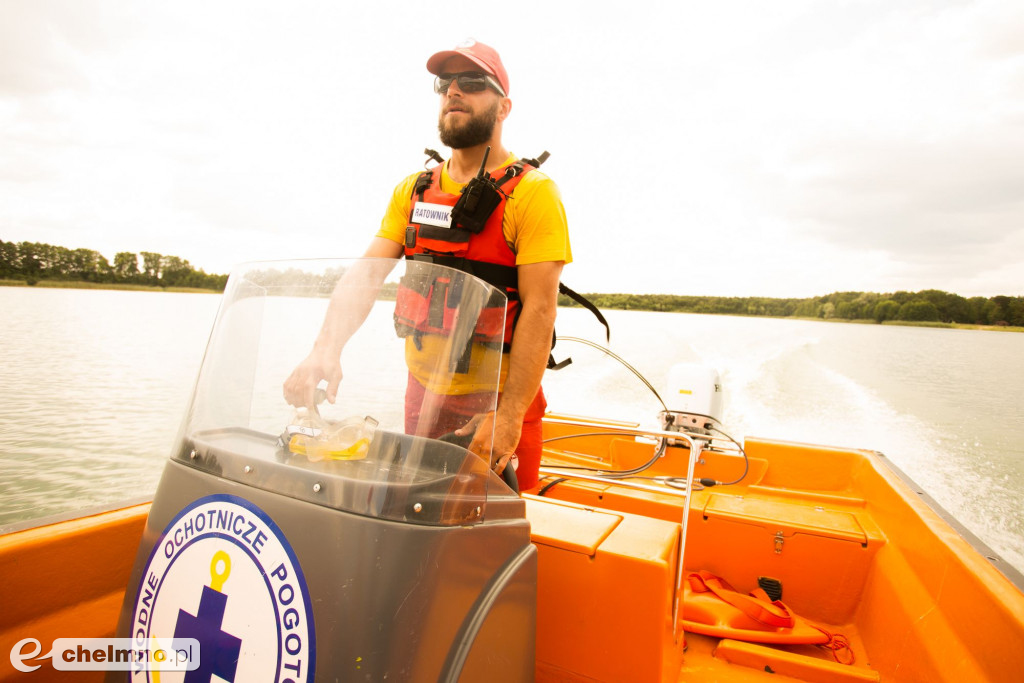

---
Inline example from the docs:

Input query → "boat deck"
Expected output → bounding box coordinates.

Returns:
[524,414,1024,682]
[2,414,1023,681]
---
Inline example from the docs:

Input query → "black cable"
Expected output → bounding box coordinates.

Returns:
[543,438,668,478]
[541,337,750,487]
[611,475,705,492]
[706,425,749,486]
[541,422,749,486]
[536,477,568,496]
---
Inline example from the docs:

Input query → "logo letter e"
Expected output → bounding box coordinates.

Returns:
[10,638,44,672]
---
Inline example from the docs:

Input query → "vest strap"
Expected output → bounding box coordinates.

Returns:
[411,254,519,292]
[558,282,610,341]
[417,224,472,244]
[413,170,433,202]
[547,355,573,370]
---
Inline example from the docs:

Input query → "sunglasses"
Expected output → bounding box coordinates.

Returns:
[434,71,506,97]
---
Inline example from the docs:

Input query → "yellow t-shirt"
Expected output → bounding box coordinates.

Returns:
[378,154,572,394]
[377,153,573,265]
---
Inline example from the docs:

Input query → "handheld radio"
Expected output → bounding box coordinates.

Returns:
[450,146,505,234]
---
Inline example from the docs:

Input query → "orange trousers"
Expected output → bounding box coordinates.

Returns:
[404,373,546,490]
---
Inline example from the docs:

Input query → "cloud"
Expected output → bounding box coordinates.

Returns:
[0,0,132,96]
[2,0,1023,297]
[784,134,1024,248]
[654,0,1024,296]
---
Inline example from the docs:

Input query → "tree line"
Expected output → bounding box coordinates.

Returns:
[559,289,1024,327]
[4,239,1020,326]
[0,240,228,291]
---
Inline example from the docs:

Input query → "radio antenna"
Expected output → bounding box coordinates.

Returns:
[476,146,491,177]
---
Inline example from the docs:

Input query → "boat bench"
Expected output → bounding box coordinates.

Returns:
[529,472,881,627]
[525,494,685,683]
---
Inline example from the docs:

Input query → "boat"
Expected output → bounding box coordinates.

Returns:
[2,258,1023,682]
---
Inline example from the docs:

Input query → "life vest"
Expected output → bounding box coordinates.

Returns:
[393,150,610,372]
[682,570,854,664]
[394,155,536,354]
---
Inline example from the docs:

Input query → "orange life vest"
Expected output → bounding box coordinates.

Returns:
[394,158,537,353]
[681,570,854,664]
[393,151,609,372]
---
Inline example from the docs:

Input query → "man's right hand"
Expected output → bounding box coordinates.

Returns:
[283,349,343,408]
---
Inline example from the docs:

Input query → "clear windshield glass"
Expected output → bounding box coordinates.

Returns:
[173,258,509,525]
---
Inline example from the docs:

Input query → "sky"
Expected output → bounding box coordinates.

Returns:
[2,0,1022,298]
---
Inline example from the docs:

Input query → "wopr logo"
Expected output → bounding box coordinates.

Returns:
[130,494,315,682]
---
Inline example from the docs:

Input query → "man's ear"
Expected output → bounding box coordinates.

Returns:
[498,97,512,122]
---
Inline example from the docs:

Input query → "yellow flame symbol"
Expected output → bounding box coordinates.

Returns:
[210,550,231,592]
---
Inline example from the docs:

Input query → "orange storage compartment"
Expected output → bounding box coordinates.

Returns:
[526,496,684,683]
[686,493,876,624]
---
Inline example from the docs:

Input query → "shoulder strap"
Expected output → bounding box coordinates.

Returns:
[496,150,550,189]
[424,148,445,167]
[546,282,610,371]
[412,170,433,202]
[519,151,550,168]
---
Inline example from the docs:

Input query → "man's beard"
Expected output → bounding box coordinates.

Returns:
[438,100,499,149]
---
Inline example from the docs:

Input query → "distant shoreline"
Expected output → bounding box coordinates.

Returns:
[765,314,1022,334]
[4,278,1020,333]
[0,279,220,295]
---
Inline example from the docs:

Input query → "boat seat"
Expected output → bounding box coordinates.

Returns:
[525,495,685,682]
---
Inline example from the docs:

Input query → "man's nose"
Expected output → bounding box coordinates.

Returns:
[445,79,465,97]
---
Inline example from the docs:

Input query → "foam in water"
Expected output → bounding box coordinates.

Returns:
[717,336,1024,575]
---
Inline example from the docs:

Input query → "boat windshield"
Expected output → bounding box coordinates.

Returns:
[173,258,512,526]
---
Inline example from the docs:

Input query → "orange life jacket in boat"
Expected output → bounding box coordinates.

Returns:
[682,570,853,664]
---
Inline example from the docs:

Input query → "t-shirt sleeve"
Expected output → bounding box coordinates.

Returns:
[506,171,573,266]
[376,173,420,245]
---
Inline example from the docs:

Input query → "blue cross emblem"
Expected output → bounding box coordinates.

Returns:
[173,551,241,683]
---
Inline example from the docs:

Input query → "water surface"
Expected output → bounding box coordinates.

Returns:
[1,288,1021,575]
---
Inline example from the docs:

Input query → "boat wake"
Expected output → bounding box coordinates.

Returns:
[722,336,1024,577]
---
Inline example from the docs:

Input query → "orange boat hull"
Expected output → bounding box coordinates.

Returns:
[2,418,1023,682]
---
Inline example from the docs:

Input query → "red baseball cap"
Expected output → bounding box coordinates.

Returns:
[426,40,510,96]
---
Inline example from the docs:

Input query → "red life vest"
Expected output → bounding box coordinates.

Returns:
[394,158,536,353]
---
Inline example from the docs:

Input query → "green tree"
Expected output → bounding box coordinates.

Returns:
[0,240,16,278]
[1006,298,1024,326]
[140,251,163,285]
[873,300,900,322]
[967,297,988,324]
[66,248,111,282]
[113,252,140,281]
[898,300,940,322]
[160,255,193,287]
[794,300,819,317]
[18,242,43,280]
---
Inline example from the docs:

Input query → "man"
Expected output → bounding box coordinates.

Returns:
[284,40,570,491]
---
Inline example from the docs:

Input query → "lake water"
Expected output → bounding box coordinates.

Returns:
[1,287,1022,576]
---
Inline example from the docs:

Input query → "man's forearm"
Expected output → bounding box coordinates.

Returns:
[496,260,563,427]
[314,240,403,355]
[497,301,556,424]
